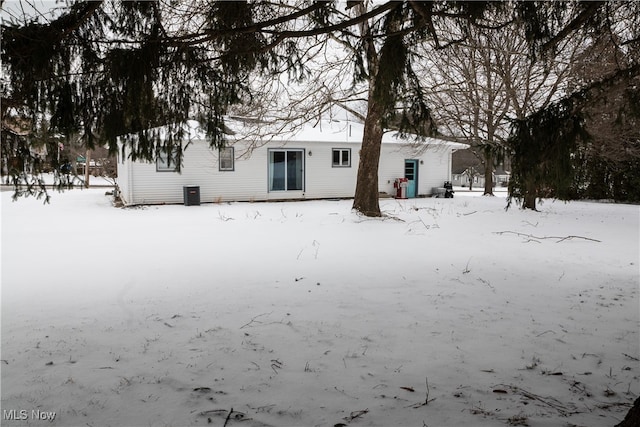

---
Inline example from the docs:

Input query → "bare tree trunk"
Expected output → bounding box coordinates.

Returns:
[351,1,387,218]
[483,151,493,195]
[84,149,91,188]
[353,100,384,217]
[523,179,537,210]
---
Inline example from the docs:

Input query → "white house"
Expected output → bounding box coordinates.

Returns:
[116,119,465,205]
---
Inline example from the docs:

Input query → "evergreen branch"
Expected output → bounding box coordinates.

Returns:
[540,2,604,54]
[165,2,395,48]
[253,2,398,43]
[63,3,397,50]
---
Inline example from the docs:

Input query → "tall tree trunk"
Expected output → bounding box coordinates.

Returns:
[353,99,384,217]
[523,179,537,210]
[84,149,91,188]
[483,151,493,195]
[351,1,388,218]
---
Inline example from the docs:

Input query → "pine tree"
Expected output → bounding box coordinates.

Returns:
[2,1,638,214]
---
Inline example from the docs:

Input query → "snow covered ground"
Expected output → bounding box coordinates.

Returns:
[1,189,638,427]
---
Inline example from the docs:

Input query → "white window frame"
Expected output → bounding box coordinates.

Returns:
[332,148,351,167]
[268,149,305,192]
[219,146,234,171]
[156,146,179,172]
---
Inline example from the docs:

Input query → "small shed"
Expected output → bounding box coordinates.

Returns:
[116,119,465,205]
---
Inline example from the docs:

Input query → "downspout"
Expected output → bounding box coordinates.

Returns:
[449,149,456,183]
[127,149,134,205]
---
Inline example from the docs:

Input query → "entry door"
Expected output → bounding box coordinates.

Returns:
[404,159,418,198]
[269,149,304,191]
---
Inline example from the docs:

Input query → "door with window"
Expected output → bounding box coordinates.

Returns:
[404,159,419,198]
[269,149,304,192]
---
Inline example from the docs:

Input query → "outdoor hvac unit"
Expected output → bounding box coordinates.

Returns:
[183,186,200,206]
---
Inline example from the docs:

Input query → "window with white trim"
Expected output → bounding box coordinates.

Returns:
[268,149,304,191]
[332,148,351,167]
[219,147,234,171]
[156,146,179,172]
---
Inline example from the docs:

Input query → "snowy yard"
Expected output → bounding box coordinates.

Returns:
[1,189,638,427]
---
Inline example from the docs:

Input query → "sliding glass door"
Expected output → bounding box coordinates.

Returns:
[269,149,304,192]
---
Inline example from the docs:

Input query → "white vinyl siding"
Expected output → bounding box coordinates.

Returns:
[117,138,458,205]
[377,145,452,197]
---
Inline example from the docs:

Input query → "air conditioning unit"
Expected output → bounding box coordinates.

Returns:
[183,186,200,206]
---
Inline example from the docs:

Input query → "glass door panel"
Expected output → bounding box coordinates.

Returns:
[269,149,304,192]
[269,151,286,191]
[287,150,303,190]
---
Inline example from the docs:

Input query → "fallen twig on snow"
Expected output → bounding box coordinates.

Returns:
[410,377,436,408]
[218,211,234,221]
[463,258,472,274]
[223,407,233,427]
[271,359,283,374]
[493,231,601,243]
[198,408,249,426]
[240,312,273,329]
[477,277,495,292]
[498,384,577,416]
[200,409,228,417]
[343,409,369,422]
[199,408,252,425]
